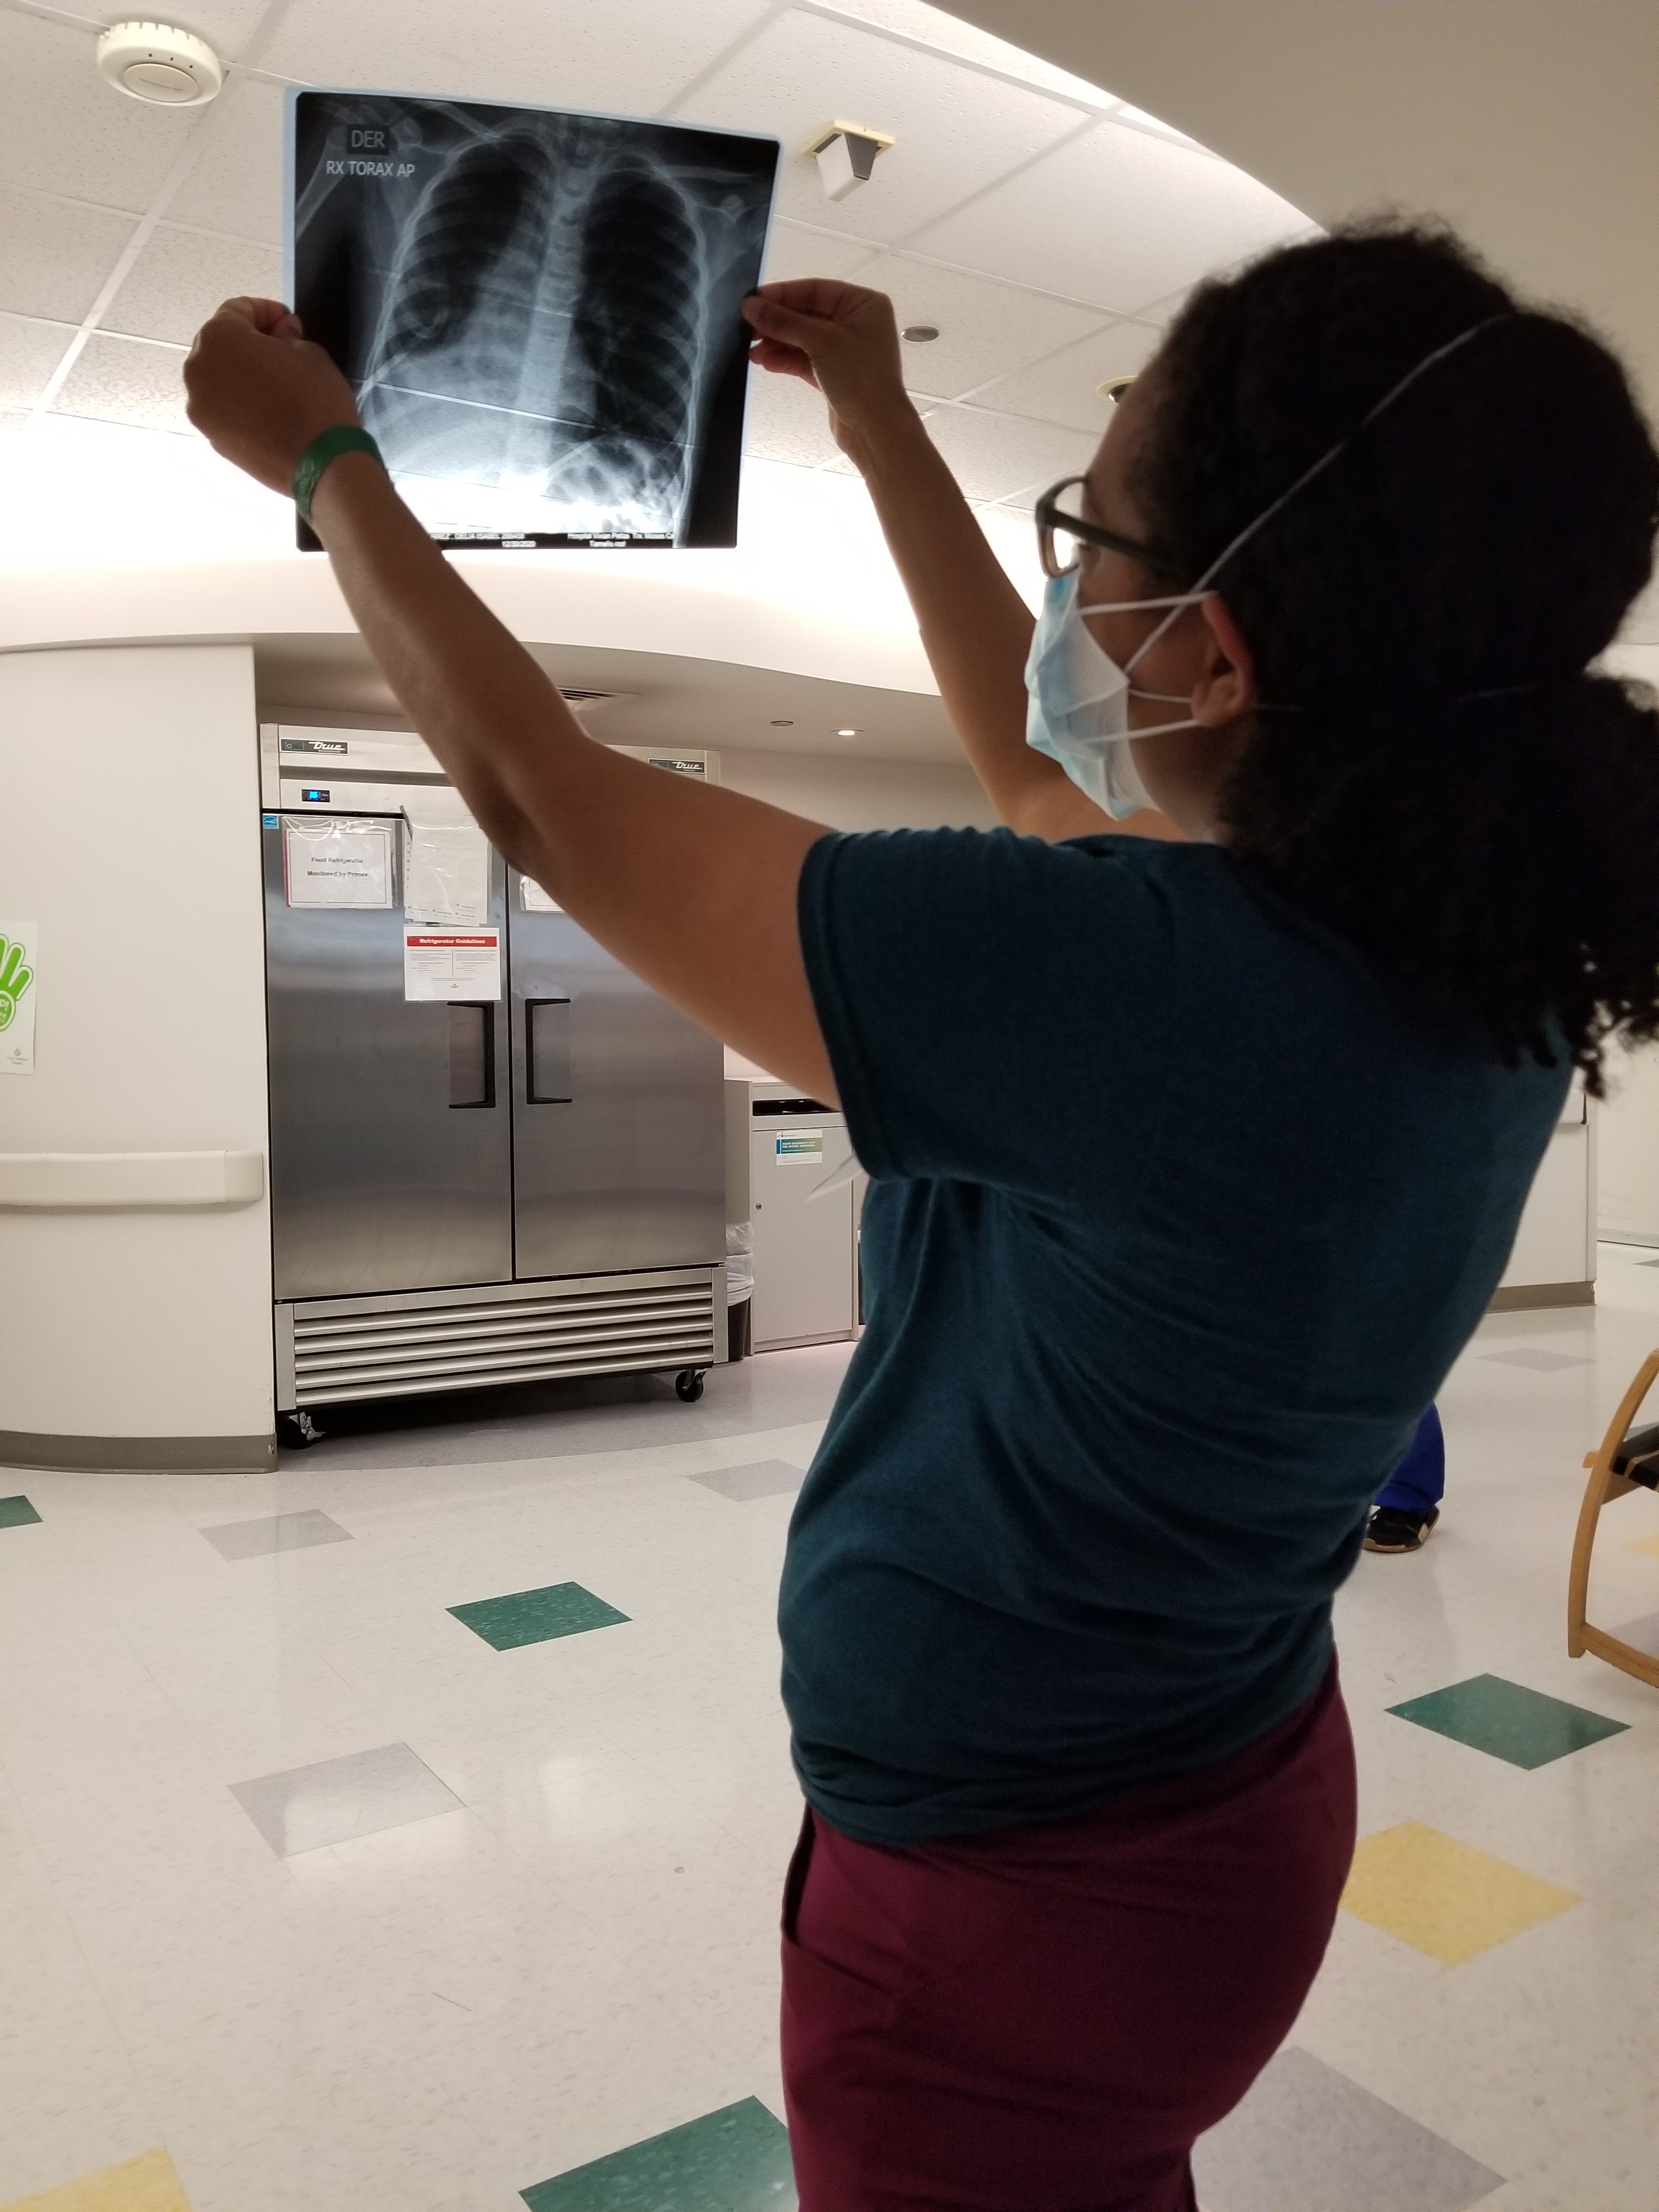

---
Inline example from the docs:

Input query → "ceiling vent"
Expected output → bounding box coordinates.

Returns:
[97,21,223,106]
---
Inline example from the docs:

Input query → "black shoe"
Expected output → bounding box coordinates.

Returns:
[1364,1504,1439,1554]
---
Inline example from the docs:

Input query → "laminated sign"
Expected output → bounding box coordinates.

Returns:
[404,927,502,1002]
[284,818,393,907]
[403,819,489,926]
[0,919,38,1076]
[775,1131,823,1165]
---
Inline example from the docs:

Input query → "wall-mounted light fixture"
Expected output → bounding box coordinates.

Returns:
[805,120,894,202]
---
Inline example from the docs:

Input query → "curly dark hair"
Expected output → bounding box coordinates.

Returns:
[1132,218,1659,1094]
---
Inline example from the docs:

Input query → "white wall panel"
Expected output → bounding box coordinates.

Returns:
[0,644,274,1449]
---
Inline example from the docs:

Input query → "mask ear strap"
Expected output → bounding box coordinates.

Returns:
[1076,594,1203,617]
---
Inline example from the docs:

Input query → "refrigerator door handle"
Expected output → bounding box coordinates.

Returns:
[526,996,573,1104]
[447,1002,497,1109]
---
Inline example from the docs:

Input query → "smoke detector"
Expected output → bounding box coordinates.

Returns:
[805,120,894,202]
[97,21,223,105]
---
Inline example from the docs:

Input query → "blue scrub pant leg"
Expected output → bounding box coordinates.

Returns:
[1374,1405,1445,1516]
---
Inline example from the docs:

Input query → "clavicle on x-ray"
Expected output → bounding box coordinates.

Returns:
[287,92,780,550]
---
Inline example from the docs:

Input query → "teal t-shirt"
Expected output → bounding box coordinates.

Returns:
[782,829,1567,1846]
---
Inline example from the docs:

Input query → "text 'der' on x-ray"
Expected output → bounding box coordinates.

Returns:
[289,92,779,549]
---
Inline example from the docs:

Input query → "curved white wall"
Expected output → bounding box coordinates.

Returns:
[0,644,276,1469]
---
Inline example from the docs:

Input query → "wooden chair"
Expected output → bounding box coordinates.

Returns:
[1567,1347,1659,1690]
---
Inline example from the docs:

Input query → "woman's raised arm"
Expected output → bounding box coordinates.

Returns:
[743,280,1173,843]
[184,297,838,1101]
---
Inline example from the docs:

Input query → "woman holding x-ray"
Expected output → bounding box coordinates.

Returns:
[185,217,1659,2208]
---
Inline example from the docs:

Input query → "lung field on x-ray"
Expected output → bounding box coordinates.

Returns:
[291,95,777,548]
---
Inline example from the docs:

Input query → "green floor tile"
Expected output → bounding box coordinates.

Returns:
[523,2098,794,2212]
[448,1579,629,1651]
[0,1496,42,1529]
[1387,1672,1628,1769]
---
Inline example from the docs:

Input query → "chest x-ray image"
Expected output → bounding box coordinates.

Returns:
[288,91,779,549]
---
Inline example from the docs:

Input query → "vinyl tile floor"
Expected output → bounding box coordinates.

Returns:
[3,1278,1659,2210]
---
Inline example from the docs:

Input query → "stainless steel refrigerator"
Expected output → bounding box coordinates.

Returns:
[259,724,725,1428]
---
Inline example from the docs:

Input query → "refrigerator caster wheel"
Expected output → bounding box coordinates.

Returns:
[281,1410,324,1449]
[675,1368,707,1403]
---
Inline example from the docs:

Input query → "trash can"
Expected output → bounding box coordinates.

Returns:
[726,1220,753,1362]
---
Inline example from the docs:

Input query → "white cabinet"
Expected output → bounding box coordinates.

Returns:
[1498,1088,1595,1301]
[750,1115,858,1348]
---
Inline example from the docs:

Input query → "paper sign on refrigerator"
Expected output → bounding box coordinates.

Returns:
[284,818,393,907]
[403,927,502,1002]
[0,919,38,1076]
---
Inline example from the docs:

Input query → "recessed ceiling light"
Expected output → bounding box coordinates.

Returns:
[770,718,794,726]
[97,21,223,105]
[836,727,858,738]
[902,325,940,344]
[1098,376,1137,403]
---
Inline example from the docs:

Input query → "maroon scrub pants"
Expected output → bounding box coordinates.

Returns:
[780,1662,1355,2212]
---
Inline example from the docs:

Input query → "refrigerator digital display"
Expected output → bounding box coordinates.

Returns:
[287,91,779,552]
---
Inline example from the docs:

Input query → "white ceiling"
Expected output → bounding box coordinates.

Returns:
[0,0,1313,523]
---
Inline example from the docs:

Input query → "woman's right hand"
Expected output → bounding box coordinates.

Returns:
[742,280,918,472]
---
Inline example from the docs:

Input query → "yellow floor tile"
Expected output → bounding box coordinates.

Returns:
[1340,1821,1578,1966]
[1,2151,189,2212]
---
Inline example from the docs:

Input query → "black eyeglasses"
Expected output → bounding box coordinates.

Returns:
[1035,476,1165,580]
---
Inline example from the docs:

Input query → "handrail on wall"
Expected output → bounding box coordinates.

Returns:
[0,1150,264,1209]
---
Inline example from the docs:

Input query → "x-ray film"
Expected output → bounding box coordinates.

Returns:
[287,91,778,550]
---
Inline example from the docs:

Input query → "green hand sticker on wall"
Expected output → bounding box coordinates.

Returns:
[0,935,35,1032]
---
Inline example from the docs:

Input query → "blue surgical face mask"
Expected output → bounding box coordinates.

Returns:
[1023,570,1205,819]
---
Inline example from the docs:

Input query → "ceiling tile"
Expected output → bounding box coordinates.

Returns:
[0,188,137,322]
[165,72,288,246]
[52,331,191,433]
[103,224,285,344]
[257,0,776,115]
[0,9,200,212]
[964,318,1162,431]
[680,8,1087,245]
[910,116,1312,315]
[920,405,1093,504]
[805,0,1113,106]
[0,312,76,409]
[742,363,844,469]
[854,253,1102,400]
[760,220,879,287]
[18,2,279,53]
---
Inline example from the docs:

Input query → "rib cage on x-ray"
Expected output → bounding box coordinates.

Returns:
[290,95,777,547]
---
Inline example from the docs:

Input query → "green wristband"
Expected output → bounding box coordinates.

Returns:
[292,425,383,527]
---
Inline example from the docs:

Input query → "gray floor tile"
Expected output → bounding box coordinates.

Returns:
[230,1742,461,1857]
[199,1508,352,1560]
[687,1459,806,1501]
[1193,2047,1503,2212]
[1478,1347,1591,1370]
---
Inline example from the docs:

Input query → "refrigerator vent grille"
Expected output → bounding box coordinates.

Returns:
[289,1277,715,1407]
